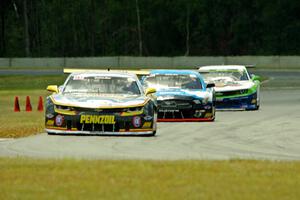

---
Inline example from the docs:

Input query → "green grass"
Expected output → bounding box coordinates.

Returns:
[0,75,67,90]
[0,75,66,138]
[0,158,300,200]
[0,90,47,138]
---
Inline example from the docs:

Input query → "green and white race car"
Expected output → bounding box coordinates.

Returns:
[198,65,260,110]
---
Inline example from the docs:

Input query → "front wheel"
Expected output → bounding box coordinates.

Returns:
[149,131,156,136]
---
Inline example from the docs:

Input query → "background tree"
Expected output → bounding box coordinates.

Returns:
[0,0,300,57]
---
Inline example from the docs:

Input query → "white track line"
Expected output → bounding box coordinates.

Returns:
[0,138,14,142]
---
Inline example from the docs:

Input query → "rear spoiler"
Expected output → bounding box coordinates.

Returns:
[63,68,150,76]
[198,64,256,71]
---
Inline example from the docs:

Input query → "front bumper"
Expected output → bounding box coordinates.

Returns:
[45,111,156,135]
[46,129,154,136]
[216,92,258,110]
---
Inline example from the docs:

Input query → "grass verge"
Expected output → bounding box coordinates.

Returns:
[0,75,66,138]
[0,158,300,200]
[0,90,46,138]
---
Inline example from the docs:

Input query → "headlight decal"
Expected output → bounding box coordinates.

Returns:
[142,122,152,128]
[132,116,142,128]
[54,105,77,115]
[55,115,64,127]
[144,115,153,121]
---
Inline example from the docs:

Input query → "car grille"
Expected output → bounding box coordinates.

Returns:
[75,122,120,132]
[159,100,193,110]
[157,100,198,119]
[158,110,195,119]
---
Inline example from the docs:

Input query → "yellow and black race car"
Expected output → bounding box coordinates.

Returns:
[45,71,157,136]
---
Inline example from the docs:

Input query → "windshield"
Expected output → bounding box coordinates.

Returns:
[144,74,202,90]
[200,69,249,82]
[63,75,141,95]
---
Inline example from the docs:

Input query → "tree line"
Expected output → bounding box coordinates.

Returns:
[0,0,300,57]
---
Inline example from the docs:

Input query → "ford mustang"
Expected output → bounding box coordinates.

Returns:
[142,70,216,122]
[198,65,260,110]
[45,72,157,136]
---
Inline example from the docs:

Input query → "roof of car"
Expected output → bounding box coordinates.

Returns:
[199,65,247,71]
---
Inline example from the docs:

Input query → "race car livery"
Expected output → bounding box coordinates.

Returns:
[198,65,260,110]
[45,72,157,136]
[142,70,216,122]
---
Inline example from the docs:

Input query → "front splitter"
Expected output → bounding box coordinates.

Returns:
[45,129,155,136]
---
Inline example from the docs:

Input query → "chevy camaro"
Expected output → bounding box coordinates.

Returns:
[45,72,157,136]
[198,65,260,110]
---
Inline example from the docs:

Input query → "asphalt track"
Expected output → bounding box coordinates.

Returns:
[0,70,300,160]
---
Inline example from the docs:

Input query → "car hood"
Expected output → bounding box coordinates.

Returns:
[213,81,254,92]
[155,88,207,100]
[50,93,148,108]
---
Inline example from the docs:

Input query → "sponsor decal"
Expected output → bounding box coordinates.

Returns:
[251,99,257,104]
[164,101,176,106]
[73,75,86,80]
[193,100,201,104]
[55,115,64,126]
[142,122,152,128]
[144,115,153,121]
[204,113,213,118]
[46,120,54,126]
[46,113,54,119]
[80,115,116,124]
[204,105,211,109]
[132,116,142,128]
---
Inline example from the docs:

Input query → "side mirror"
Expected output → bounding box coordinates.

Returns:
[145,88,156,95]
[47,85,59,93]
[251,74,261,81]
[206,83,215,88]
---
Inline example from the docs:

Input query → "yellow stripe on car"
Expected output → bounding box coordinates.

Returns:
[54,107,77,115]
[120,109,144,116]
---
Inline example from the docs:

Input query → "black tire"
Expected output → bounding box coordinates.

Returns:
[149,131,156,136]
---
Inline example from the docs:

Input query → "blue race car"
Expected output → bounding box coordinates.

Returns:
[142,70,216,122]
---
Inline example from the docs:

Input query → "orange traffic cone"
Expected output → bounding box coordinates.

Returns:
[37,96,44,111]
[14,96,20,112]
[25,96,32,112]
